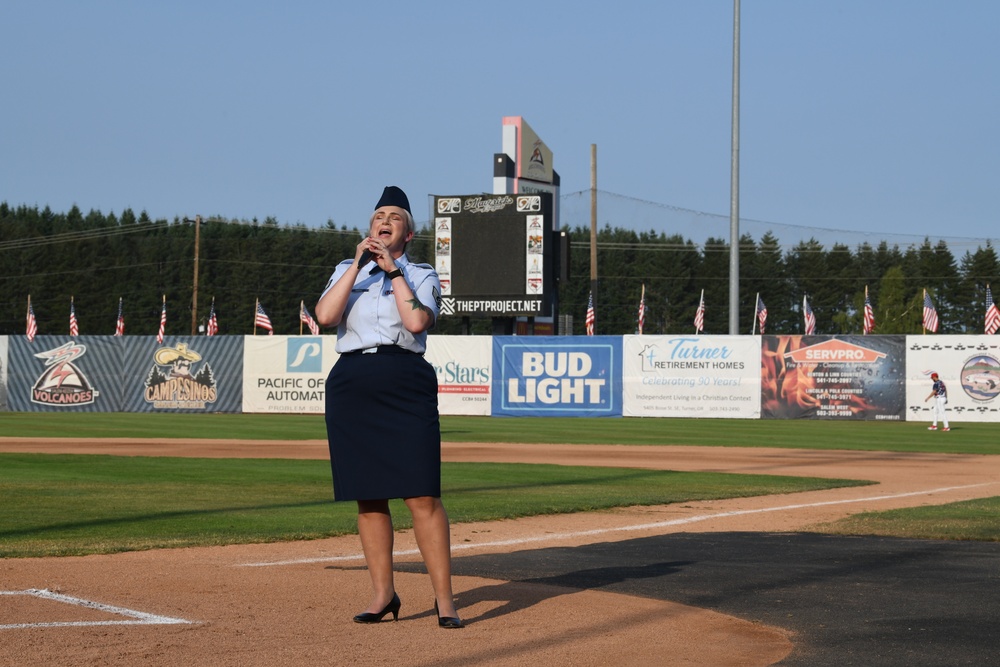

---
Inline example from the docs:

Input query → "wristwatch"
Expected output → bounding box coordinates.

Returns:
[386,268,404,280]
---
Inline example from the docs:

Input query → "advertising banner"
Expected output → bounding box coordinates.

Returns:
[6,335,125,412]
[905,335,1000,423]
[242,335,338,414]
[492,336,622,417]
[0,336,9,411]
[122,336,244,413]
[761,335,906,420]
[623,335,761,418]
[425,336,492,416]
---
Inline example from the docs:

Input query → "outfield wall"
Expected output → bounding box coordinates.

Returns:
[1,334,998,420]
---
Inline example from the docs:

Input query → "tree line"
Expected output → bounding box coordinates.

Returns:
[1,201,998,337]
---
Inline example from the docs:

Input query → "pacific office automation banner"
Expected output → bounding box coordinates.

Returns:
[243,335,338,414]
[492,336,622,417]
[0,336,9,411]
[6,335,125,412]
[761,335,906,420]
[122,336,244,413]
[425,336,492,416]
[906,335,1000,422]
[623,335,761,418]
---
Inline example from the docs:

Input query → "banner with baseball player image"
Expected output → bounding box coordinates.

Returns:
[122,336,244,413]
[761,335,906,420]
[242,335,338,414]
[905,335,1000,423]
[622,335,761,418]
[6,335,126,412]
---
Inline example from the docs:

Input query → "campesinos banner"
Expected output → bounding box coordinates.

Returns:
[492,336,622,417]
[623,335,761,418]
[761,335,906,420]
[906,335,1000,423]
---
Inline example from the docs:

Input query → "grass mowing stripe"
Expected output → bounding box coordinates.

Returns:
[1,413,998,454]
[0,453,868,558]
[812,497,1000,542]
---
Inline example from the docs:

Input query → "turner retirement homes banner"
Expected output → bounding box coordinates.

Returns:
[623,335,761,418]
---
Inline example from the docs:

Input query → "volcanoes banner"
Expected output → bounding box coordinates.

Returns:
[761,335,906,420]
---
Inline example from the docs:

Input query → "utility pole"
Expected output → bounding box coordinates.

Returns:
[590,144,598,320]
[186,215,202,335]
[729,0,741,335]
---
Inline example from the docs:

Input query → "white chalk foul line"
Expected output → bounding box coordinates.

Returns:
[0,589,195,630]
[239,481,997,568]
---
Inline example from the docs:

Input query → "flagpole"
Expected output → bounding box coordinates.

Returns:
[922,289,927,335]
[254,298,259,336]
[864,285,869,335]
[752,292,759,335]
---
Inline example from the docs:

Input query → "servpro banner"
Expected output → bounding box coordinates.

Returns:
[906,335,1000,423]
[242,335,338,414]
[623,335,761,418]
[426,336,492,416]
[761,335,905,420]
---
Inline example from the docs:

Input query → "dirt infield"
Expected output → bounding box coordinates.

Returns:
[1,438,998,666]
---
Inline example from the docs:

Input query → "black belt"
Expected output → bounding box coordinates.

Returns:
[342,345,417,356]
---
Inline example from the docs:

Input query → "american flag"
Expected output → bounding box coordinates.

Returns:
[156,299,167,343]
[585,291,595,336]
[255,301,274,335]
[26,298,38,342]
[922,291,939,333]
[803,295,816,335]
[300,301,320,336]
[206,299,219,336]
[693,289,705,333]
[863,287,875,335]
[985,285,1000,335]
[114,297,125,336]
[756,296,767,334]
[69,298,79,337]
[637,285,646,335]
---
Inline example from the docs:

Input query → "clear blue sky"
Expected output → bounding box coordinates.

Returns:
[3,1,997,247]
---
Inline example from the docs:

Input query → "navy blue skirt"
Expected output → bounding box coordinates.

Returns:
[325,348,441,501]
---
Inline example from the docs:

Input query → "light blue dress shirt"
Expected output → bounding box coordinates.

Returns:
[322,253,441,354]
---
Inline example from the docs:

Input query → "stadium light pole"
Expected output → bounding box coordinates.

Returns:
[184,215,202,335]
[729,0,741,335]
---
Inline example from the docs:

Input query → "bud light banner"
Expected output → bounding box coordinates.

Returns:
[906,335,1000,423]
[122,336,244,413]
[6,336,125,412]
[492,336,622,417]
[623,335,761,418]
[761,335,906,420]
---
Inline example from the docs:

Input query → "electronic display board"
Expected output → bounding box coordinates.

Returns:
[433,193,554,318]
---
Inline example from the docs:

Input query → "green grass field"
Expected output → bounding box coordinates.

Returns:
[2,412,999,455]
[1,413,998,555]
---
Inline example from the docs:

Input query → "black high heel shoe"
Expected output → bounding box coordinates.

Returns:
[353,593,401,623]
[434,601,464,629]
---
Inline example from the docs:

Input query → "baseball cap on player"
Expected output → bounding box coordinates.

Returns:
[931,372,939,379]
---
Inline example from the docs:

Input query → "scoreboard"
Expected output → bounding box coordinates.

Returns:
[433,193,554,318]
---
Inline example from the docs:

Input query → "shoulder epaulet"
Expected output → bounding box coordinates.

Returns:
[337,258,356,266]
[412,263,433,270]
